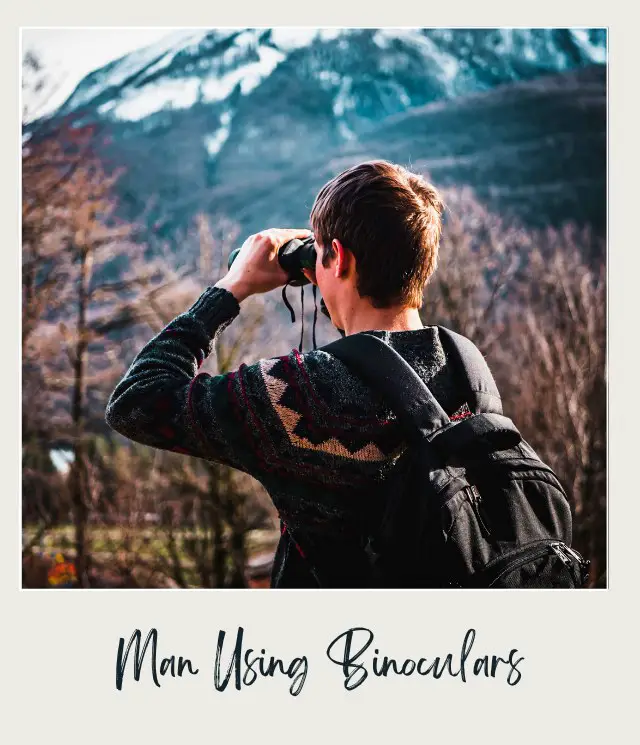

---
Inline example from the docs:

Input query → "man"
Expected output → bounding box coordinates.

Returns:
[106,160,477,588]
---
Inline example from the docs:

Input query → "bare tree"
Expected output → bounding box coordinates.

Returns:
[22,56,278,589]
[22,118,182,586]
[493,228,606,585]
[423,186,525,353]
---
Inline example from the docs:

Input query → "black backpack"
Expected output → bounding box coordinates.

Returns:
[322,327,591,589]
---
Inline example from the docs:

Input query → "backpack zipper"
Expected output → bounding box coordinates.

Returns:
[484,540,584,587]
[550,541,572,569]
[550,541,591,584]
[466,485,492,540]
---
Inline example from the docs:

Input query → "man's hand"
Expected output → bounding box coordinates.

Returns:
[215,228,312,303]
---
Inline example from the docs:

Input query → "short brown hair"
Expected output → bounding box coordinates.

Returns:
[310,160,443,308]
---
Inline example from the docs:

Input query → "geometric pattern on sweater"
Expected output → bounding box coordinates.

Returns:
[105,285,499,587]
[259,357,390,462]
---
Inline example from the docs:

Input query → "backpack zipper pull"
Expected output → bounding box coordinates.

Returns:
[550,541,572,568]
[550,541,591,584]
[467,485,492,540]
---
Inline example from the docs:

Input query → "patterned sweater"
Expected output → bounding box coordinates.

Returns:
[105,286,472,588]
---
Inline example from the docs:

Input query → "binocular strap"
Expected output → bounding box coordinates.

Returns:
[281,282,319,352]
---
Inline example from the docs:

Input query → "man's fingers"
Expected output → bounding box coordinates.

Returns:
[263,228,312,242]
[258,229,312,260]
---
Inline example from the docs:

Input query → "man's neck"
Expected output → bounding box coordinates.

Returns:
[342,303,424,336]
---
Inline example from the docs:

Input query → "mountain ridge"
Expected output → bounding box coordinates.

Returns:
[30,28,607,242]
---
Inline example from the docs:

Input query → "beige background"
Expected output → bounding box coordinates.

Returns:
[4,3,638,743]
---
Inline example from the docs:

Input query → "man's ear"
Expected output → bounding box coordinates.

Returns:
[332,238,351,278]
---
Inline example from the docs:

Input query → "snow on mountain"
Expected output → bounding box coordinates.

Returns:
[270,27,341,50]
[204,110,233,157]
[199,41,284,102]
[58,27,347,121]
[63,30,212,110]
[54,28,608,120]
[373,29,460,92]
[35,28,605,244]
[570,29,607,64]
[111,77,201,121]
[51,27,606,167]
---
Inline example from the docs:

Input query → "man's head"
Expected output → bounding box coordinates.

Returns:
[309,160,443,330]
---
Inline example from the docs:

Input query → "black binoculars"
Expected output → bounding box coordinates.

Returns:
[227,235,317,287]
[227,233,337,338]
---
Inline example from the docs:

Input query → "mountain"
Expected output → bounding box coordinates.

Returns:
[239,64,605,236]
[37,28,607,240]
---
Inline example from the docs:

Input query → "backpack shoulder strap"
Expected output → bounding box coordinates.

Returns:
[321,333,451,441]
[321,331,521,460]
[437,326,503,415]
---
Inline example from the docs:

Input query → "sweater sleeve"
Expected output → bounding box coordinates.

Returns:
[105,286,261,474]
[106,285,407,528]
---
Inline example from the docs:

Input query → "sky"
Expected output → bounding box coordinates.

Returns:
[21,28,175,118]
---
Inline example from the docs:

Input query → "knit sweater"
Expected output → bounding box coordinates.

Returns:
[105,286,473,588]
